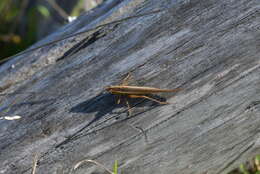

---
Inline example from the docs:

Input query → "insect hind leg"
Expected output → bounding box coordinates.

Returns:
[128,94,169,105]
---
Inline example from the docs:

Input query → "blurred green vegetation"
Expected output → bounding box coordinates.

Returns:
[71,0,86,17]
[0,0,50,62]
[228,155,260,174]
[0,0,103,63]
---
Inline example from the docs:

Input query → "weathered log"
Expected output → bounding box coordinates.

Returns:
[0,0,260,173]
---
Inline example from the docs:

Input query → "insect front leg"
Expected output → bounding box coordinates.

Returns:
[115,95,121,104]
[115,95,132,116]
[125,98,132,116]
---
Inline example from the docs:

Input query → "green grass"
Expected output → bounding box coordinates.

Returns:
[228,155,260,174]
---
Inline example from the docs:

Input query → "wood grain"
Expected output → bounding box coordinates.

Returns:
[0,0,260,173]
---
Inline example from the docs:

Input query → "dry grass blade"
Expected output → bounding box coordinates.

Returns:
[73,159,114,174]
[31,153,39,174]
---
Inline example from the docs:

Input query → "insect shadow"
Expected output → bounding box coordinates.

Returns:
[70,92,167,125]
[55,93,168,148]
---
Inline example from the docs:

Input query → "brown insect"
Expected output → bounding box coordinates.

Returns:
[105,74,181,115]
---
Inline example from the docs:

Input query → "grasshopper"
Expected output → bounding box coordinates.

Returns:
[105,74,181,115]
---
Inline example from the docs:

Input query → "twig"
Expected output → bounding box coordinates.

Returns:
[45,0,69,20]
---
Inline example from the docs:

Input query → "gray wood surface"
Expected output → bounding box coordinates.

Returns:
[0,0,260,173]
